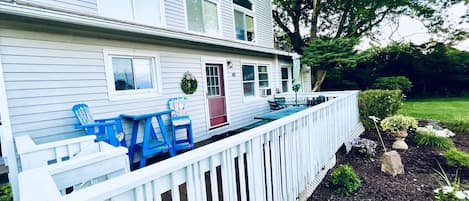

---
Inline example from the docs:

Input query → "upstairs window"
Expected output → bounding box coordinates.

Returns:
[233,0,252,10]
[233,0,254,42]
[98,0,164,27]
[186,0,220,35]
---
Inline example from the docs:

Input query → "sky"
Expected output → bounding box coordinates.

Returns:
[357,3,469,51]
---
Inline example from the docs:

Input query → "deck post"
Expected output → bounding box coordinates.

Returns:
[0,57,20,201]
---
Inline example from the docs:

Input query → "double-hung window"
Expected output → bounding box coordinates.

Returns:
[186,0,220,36]
[98,0,165,27]
[242,64,270,97]
[281,67,290,92]
[242,65,256,97]
[233,0,255,42]
[104,50,161,100]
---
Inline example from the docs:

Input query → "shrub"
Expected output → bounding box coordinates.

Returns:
[331,164,361,195]
[371,76,413,93]
[444,148,469,168]
[413,129,455,150]
[359,90,404,129]
[380,115,418,133]
[0,183,12,201]
[445,121,469,133]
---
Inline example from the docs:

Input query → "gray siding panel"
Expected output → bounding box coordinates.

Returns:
[165,0,186,32]
[254,0,274,48]
[0,28,274,145]
[19,0,97,14]
[220,0,234,40]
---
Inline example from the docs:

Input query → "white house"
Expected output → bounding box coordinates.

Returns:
[0,0,363,200]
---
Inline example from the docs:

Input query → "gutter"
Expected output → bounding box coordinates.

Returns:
[0,1,293,57]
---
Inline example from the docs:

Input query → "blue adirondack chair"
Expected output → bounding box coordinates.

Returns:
[168,97,194,151]
[72,104,127,147]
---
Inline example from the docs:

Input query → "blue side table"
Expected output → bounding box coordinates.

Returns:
[121,110,176,169]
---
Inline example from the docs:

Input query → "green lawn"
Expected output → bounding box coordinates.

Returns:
[399,97,469,123]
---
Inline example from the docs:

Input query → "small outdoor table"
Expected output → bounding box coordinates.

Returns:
[121,110,176,169]
[254,106,308,121]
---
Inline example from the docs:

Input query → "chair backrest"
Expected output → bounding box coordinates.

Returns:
[72,104,95,125]
[168,97,188,118]
[274,97,286,104]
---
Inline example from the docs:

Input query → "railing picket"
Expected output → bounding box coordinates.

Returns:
[135,186,144,201]
[186,165,196,201]
[237,144,247,201]
[209,155,220,201]
[264,133,273,201]
[171,172,181,201]
[279,126,287,201]
[221,150,231,201]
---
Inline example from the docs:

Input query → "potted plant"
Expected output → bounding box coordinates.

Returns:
[292,83,301,105]
[380,115,417,150]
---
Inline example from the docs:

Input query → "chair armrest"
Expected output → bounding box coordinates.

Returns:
[74,122,117,129]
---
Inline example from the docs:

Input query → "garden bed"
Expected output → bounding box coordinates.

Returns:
[309,122,469,201]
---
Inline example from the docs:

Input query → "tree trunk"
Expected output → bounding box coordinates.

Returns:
[312,69,327,92]
[310,0,321,39]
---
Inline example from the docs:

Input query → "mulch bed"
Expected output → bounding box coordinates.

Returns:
[309,121,469,201]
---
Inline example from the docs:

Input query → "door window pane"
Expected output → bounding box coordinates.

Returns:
[246,15,254,41]
[186,0,204,32]
[112,58,135,90]
[242,65,254,81]
[234,10,245,40]
[134,0,162,26]
[133,58,153,89]
[203,0,219,35]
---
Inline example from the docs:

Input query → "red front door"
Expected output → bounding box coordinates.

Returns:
[206,64,227,127]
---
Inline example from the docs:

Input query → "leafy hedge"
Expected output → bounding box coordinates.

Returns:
[371,76,413,93]
[358,90,403,129]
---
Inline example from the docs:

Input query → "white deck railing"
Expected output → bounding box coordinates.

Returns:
[15,135,96,171]
[18,91,363,201]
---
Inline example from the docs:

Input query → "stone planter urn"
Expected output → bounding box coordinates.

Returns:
[392,129,408,150]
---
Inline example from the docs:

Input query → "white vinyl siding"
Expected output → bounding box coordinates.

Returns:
[0,27,273,146]
[16,0,98,14]
[98,0,165,27]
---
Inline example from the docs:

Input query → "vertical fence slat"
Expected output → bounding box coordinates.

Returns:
[209,155,219,201]
[264,134,273,201]
[237,144,247,201]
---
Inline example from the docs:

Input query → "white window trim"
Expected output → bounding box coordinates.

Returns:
[183,0,223,38]
[103,49,163,101]
[232,3,257,44]
[97,0,167,28]
[241,62,271,102]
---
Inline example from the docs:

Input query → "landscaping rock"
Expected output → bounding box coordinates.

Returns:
[381,151,404,176]
[418,125,455,138]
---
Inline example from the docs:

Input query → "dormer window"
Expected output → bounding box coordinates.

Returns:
[185,0,220,36]
[233,0,255,42]
[98,0,165,27]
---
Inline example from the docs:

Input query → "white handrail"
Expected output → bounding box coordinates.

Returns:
[15,135,96,171]
[19,91,362,201]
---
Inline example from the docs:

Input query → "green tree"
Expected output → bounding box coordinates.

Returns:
[272,0,468,54]
[301,38,365,91]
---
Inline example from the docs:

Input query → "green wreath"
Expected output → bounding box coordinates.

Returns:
[181,71,198,95]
